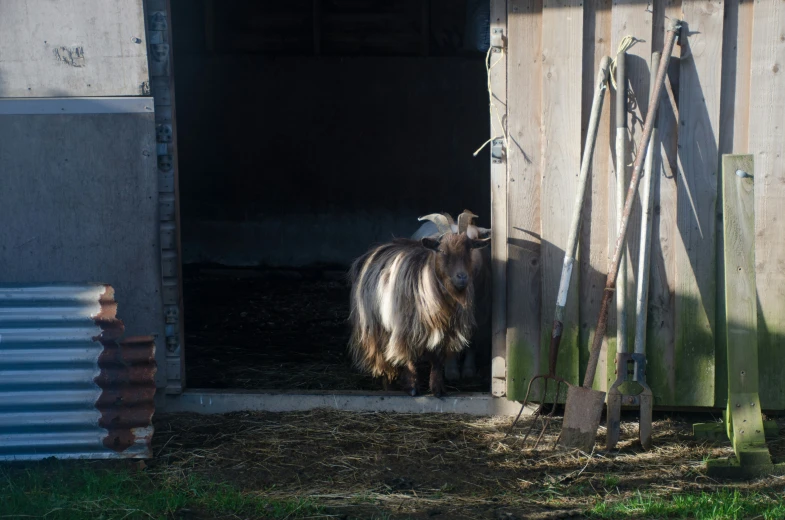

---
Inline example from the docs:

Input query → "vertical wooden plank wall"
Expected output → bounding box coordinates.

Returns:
[606,0,653,389]
[539,0,584,396]
[673,0,724,407]
[716,0,753,407]
[579,0,612,390]
[749,0,785,410]
[501,0,785,409]
[506,0,543,401]
[489,0,509,397]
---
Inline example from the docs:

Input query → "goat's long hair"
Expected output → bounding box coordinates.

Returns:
[348,238,476,380]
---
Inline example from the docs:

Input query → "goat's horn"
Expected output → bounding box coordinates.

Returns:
[418,213,452,235]
[457,210,479,234]
[442,213,456,226]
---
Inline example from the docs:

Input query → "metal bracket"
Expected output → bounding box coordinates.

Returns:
[490,28,504,53]
[491,139,505,164]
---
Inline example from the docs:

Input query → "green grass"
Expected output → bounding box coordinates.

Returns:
[0,463,322,520]
[589,489,785,519]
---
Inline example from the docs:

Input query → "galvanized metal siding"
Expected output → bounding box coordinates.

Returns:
[0,0,150,97]
[0,98,167,389]
[0,285,156,460]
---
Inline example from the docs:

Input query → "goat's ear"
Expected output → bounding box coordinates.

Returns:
[470,237,491,250]
[421,237,441,251]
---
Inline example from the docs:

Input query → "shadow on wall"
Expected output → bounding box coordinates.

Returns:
[502,236,785,412]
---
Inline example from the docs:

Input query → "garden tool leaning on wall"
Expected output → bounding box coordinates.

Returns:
[605,52,661,451]
[506,56,612,449]
[558,19,681,453]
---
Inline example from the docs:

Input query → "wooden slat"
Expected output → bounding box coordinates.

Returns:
[539,0,584,394]
[606,0,654,391]
[579,0,612,391]
[748,0,785,410]
[646,0,682,405]
[505,0,543,401]
[722,155,756,389]
[715,0,754,408]
[721,154,769,460]
[673,0,724,407]
[489,0,508,397]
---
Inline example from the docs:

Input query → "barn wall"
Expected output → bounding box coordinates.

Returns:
[500,0,785,410]
[170,3,491,268]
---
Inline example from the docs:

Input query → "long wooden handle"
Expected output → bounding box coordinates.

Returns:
[584,21,681,389]
[615,50,629,356]
[550,56,611,375]
[634,51,661,357]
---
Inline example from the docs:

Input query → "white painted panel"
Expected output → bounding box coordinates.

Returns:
[0,0,149,97]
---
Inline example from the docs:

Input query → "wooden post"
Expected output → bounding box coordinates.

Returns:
[696,154,785,478]
[505,0,542,402]
[489,0,508,398]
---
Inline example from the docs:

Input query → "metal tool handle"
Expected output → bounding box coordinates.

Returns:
[584,20,681,389]
[615,50,629,356]
[634,51,661,357]
[550,57,611,375]
[549,56,610,376]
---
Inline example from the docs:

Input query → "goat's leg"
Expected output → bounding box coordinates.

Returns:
[399,360,418,396]
[428,351,447,398]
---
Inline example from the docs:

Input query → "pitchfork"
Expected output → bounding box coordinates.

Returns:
[507,56,611,448]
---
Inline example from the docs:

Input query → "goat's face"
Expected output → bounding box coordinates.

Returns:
[422,233,490,305]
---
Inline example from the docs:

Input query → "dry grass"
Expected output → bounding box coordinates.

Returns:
[147,409,785,519]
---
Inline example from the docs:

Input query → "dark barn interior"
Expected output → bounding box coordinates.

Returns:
[170,0,492,393]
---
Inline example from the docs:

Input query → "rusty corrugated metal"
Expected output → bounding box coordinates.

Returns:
[0,284,156,460]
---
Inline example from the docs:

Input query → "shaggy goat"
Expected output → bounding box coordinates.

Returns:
[348,210,490,396]
[411,213,492,382]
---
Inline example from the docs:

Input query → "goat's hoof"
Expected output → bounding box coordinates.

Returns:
[408,388,418,397]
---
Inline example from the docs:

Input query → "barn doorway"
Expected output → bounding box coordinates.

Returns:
[169,0,492,394]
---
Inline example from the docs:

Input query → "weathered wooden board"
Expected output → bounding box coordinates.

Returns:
[715,0,754,408]
[501,0,785,410]
[579,0,612,391]
[539,0,584,396]
[673,0,724,407]
[505,0,543,401]
[722,155,757,393]
[606,0,654,389]
[490,0,509,397]
[748,0,785,410]
[0,0,150,97]
[645,0,681,405]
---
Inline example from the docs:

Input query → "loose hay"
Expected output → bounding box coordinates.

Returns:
[149,410,785,519]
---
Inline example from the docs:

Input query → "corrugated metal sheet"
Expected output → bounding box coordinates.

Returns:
[0,285,156,460]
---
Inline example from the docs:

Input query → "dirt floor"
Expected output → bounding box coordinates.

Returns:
[182,265,491,393]
[147,409,785,519]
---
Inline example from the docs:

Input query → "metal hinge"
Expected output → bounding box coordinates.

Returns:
[490,28,504,53]
[491,139,505,164]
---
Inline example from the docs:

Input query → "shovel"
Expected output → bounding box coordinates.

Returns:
[558,20,681,453]
[507,56,611,448]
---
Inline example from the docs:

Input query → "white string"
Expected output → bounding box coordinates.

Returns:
[474,44,508,157]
